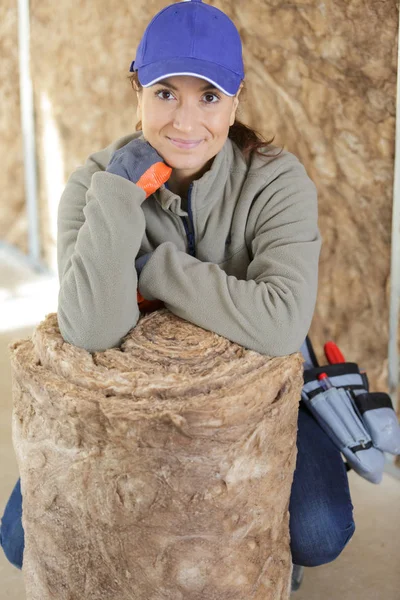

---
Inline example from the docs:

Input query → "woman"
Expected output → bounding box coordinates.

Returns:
[0,0,355,590]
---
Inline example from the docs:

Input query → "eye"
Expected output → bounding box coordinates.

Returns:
[154,89,221,104]
[155,89,174,101]
[203,92,221,104]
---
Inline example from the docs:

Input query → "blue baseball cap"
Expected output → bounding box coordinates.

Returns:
[129,0,245,97]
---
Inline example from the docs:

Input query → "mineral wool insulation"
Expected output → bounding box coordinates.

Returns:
[9,309,303,600]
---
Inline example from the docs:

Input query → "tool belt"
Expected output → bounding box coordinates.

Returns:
[299,337,400,484]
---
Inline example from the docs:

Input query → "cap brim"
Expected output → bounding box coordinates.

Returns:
[137,57,243,96]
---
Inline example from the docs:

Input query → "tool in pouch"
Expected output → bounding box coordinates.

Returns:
[299,337,400,484]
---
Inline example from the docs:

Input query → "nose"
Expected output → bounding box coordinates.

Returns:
[172,100,198,132]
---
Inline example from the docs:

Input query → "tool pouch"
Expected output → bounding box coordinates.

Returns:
[351,391,400,455]
[300,339,400,484]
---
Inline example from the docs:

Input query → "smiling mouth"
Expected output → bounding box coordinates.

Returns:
[168,138,203,149]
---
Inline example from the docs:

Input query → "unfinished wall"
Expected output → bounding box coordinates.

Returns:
[1,0,398,394]
[0,2,27,253]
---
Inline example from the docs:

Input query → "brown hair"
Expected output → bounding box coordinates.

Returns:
[127,72,284,163]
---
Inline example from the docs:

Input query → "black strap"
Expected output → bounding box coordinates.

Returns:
[350,440,373,452]
[305,383,366,400]
[303,363,362,383]
[305,336,319,367]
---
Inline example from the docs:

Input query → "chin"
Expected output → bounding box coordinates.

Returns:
[164,154,202,168]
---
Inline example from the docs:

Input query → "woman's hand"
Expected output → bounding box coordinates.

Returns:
[106,139,172,198]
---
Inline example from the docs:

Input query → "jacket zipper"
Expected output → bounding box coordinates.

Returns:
[180,183,196,257]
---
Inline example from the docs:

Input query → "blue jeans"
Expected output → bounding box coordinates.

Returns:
[0,401,355,571]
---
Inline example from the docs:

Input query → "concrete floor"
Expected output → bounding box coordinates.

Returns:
[0,248,399,599]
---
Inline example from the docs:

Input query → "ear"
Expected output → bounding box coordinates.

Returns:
[136,92,142,120]
[229,85,243,127]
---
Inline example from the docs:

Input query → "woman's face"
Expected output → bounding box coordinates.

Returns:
[136,75,242,186]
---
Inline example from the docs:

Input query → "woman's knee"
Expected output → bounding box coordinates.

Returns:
[290,403,356,567]
[0,479,24,570]
[290,510,356,567]
[0,520,24,570]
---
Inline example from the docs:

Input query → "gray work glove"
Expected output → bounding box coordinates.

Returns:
[106,138,171,197]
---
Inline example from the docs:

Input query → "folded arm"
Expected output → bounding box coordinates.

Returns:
[138,169,322,357]
[57,140,148,352]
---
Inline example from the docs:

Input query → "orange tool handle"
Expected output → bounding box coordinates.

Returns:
[324,341,346,364]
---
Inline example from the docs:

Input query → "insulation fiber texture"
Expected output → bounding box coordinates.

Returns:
[9,310,304,600]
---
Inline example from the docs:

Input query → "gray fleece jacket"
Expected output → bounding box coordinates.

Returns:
[57,130,321,356]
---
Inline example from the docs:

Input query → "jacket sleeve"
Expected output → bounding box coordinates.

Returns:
[57,141,148,352]
[138,163,322,357]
